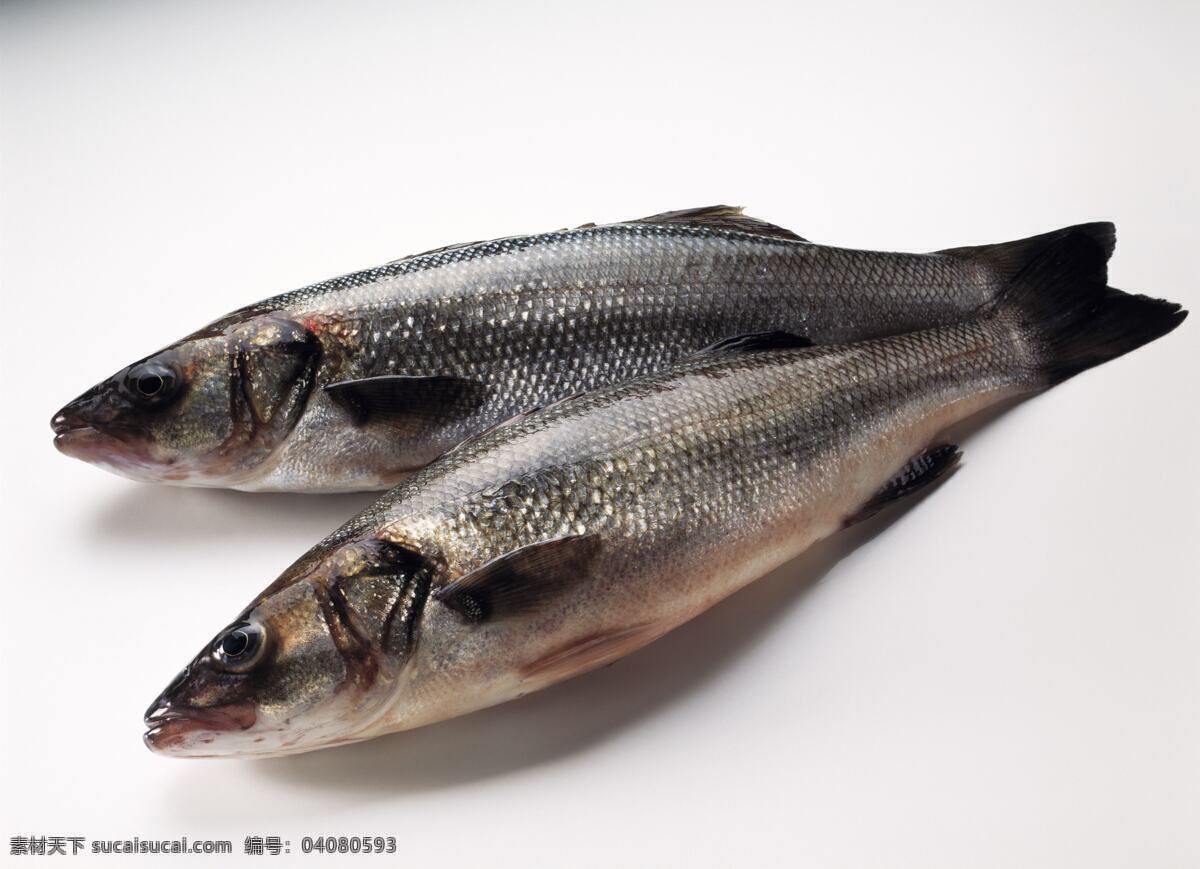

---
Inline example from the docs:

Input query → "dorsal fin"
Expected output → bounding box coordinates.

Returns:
[693,330,814,358]
[629,205,808,242]
[433,535,601,623]
[388,207,806,267]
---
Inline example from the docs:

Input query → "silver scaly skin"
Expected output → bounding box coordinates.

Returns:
[52,207,1108,492]
[142,231,1184,756]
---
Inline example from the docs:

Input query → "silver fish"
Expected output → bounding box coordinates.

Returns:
[53,206,1114,492]
[143,229,1183,757]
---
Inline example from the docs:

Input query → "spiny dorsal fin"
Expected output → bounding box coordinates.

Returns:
[693,330,813,358]
[433,534,601,623]
[630,205,808,242]
[324,375,488,431]
[845,445,962,527]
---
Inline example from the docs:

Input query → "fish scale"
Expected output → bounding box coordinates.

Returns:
[307,316,1034,741]
[360,320,1018,567]
[56,208,1112,492]
[256,224,999,491]
[143,227,1184,756]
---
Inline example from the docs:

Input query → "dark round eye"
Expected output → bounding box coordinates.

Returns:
[221,631,249,656]
[137,373,165,396]
[212,621,266,671]
[125,362,178,402]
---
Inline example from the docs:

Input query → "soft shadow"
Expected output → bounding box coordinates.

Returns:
[84,485,378,547]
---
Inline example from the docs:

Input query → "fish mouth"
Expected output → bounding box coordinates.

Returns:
[51,404,103,446]
[51,389,145,460]
[52,424,108,457]
[51,413,173,479]
[143,703,257,755]
[50,409,78,436]
[52,423,149,466]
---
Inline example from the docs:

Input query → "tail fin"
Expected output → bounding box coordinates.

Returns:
[939,222,1117,286]
[996,229,1186,385]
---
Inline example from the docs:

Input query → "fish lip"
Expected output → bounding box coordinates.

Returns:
[143,704,257,755]
[51,385,115,434]
[52,425,136,464]
[52,425,101,453]
[50,410,78,435]
[52,421,162,473]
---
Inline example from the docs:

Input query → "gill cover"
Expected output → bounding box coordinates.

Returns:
[144,536,436,757]
[317,537,435,684]
[230,316,322,440]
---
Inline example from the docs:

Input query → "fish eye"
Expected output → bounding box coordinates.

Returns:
[211,621,266,672]
[124,362,178,401]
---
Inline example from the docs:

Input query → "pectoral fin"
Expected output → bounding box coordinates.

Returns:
[846,445,962,526]
[324,375,488,431]
[434,535,602,623]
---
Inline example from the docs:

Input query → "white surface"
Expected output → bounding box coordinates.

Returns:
[1,0,1197,866]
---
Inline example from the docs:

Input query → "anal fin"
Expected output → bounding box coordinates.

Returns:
[846,445,962,526]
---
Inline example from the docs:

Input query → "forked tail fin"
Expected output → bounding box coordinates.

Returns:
[939,221,1117,286]
[994,229,1186,385]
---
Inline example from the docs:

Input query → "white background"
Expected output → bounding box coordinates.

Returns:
[1,0,1197,866]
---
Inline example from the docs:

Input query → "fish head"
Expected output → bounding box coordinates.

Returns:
[144,533,434,757]
[51,315,321,486]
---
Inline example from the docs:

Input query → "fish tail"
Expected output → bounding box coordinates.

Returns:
[994,228,1186,384]
[939,221,1116,285]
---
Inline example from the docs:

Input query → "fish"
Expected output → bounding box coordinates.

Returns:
[142,229,1184,757]
[52,206,1116,492]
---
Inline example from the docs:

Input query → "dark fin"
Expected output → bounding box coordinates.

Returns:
[324,375,488,430]
[434,535,601,623]
[694,330,813,357]
[846,445,962,526]
[938,222,1116,286]
[631,205,808,242]
[994,233,1187,384]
